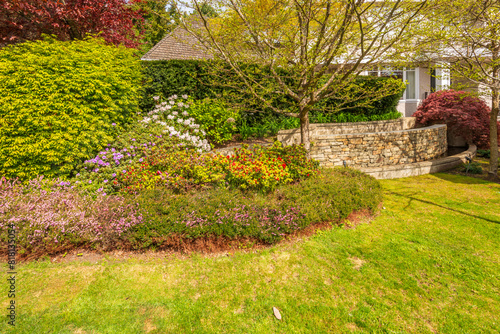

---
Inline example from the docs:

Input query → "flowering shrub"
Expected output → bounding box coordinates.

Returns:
[414,90,500,149]
[145,94,211,151]
[240,142,319,181]
[119,142,319,193]
[175,205,304,243]
[117,147,225,192]
[218,153,292,191]
[132,187,306,244]
[73,95,213,195]
[216,142,319,191]
[189,99,240,144]
[74,124,184,195]
[0,177,143,255]
[130,167,382,246]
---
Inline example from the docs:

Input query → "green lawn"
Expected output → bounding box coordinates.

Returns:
[2,173,500,333]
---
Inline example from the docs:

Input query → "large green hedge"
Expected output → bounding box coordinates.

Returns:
[140,59,405,117]
[140,59,218,112]
[0,36,142,180]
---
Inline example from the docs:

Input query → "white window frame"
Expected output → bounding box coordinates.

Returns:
[435,67,450,91]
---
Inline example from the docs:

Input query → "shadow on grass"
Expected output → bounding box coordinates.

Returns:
[387,190,500,225]
[432,172,500,185]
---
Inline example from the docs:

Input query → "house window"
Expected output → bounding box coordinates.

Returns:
[435,68,450,90]
[405,68,416,99]
[364,67,418,100]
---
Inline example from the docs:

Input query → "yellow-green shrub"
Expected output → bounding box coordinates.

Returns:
[0,36,142,180]
[188,99,240,144]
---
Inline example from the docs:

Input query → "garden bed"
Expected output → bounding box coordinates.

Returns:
[43,212,373,264]
[0,168,382,261]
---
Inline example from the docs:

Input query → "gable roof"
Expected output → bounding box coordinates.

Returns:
[141,22,213,61]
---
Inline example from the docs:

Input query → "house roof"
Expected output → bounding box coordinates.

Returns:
[141,22,214,61]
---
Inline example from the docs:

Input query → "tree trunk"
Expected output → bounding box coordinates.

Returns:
[299,111,311,158]
[489,88,499,178]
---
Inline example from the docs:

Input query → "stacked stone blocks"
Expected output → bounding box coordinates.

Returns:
[277,118,448,168]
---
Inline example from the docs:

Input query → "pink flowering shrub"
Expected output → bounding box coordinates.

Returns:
[131,168,382,246]
[0,177,142,255]
[175,205,304,243]
[414,90,499,149]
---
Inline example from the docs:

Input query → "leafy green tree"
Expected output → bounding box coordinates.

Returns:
[421,0,500,177]
[177,0,427,153]
[200,3,218,17]
[134,0,181,52]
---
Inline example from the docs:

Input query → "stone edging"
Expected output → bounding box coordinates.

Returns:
[356,144,477,179]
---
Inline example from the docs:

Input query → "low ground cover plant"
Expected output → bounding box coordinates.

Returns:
[119,142,319,193]
[119,167,382,247]
[0,177,143,256]
[459,162,483,174]
[477,149,491,158]
[0,168,381,256]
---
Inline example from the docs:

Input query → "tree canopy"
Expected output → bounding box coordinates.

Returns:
[0,0,144,48]
[419,0,500,177]
[133,0,181,51]
[179,0,428,151]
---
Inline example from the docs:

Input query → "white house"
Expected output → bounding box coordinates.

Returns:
[360,66,451,117]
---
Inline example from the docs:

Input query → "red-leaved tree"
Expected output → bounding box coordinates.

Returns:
[0,0,144,48]
[414,90,500,149]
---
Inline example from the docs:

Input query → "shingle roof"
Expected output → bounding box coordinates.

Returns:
[141,23,213,61]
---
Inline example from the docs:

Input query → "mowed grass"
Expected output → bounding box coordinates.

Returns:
[1,173,500,333]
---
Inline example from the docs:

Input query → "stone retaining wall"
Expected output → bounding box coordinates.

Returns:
[278,117,416,146]
[277,118,448,168]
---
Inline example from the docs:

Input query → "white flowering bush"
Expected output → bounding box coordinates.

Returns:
[72,95,212,195]
[145,94,211,152]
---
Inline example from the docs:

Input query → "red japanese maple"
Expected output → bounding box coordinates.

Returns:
[0,0,144,48]
[414,90,500,149]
